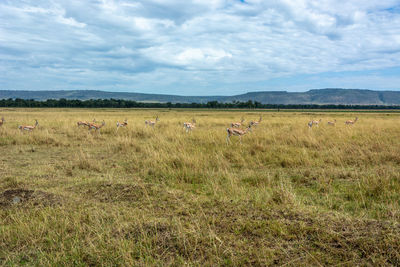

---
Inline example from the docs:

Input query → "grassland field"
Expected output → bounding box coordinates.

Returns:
[0,108,399,266]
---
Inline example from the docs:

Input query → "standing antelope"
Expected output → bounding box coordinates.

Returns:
[145,116,159,127]
[250,116,262,127]
[327,119,336,126]
[0,117,4,127]
[183,119,196,133]
[345,117,358,125]
[88,120,105,134]
[18,119,38,132]
[116,119,128,131]
[308,119,322,128]
[226,124,252,144]
[231,117,244,128]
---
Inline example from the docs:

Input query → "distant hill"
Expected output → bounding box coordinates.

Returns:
[0,90,219,103]
[1,88,400,105]
[222,89,400,105]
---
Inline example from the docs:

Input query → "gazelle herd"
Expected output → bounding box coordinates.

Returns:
[308,117,358,128]
[0,115,361,144]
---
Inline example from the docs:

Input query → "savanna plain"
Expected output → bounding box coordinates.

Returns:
[0,108,399,266]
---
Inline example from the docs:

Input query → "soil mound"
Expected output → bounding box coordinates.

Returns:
[0,188,61,208]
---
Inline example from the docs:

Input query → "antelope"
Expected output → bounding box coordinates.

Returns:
[345,117,358,125]
[226,124,252,144]
[183,119,196,133]
[145,116,159,127]
[77,119,96,128]
[88,120,105,134]
[231,117,244,128]
[250,116,262,127]
[116,119,128,131]
[308,119,322,128]
[0,117,4,127]
[18,119,38,132]
[327,119,336,126]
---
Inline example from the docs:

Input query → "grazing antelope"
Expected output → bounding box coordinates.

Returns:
[308,119,322,128]
[226,124,252,144]
[183,119,196,133]
[77,119,96,128]
[231,117,244,128]
[250,116,262,127]
[327,119,336,126]
[88,120,105,134]
[116,119,128,131]
[0,117,4,127]
[18,119,38,132]
[145,116,159,127]
[345,117,358,125]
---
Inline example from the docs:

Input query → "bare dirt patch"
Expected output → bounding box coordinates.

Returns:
[0,188,61,208]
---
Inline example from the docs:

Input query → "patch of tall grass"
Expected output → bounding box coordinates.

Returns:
[0,108,399,265]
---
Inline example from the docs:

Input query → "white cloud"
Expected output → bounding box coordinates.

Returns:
[56,16,86,28]
[0,0,400,94]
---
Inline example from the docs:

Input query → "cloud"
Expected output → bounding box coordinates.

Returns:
[0,0,400,95]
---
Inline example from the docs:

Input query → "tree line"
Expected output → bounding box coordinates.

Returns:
[1,98,400,110]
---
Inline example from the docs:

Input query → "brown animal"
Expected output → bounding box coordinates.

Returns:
[116,119,128,131]
[231,117,244,128]
[88,120,105,134]
[250,116,262,127]
[18,119,38,132]
[183,118,196,133]
[145,116,159,127]
[327,119,336,126]
[226,124,252,144]
[78,119,96,128]
[345,117,358,125]
[308,119,322,128]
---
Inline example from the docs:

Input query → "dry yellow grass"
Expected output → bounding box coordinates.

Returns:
[0,108,399,266]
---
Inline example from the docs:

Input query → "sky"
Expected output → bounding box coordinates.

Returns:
[1,0,400,96]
